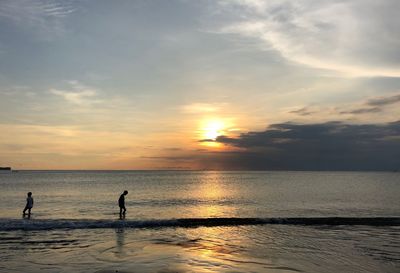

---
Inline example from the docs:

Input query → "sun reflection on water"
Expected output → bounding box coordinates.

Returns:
[189,171,238,218]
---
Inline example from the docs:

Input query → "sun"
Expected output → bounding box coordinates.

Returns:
[202,120,224,141]
[198,118,234,148]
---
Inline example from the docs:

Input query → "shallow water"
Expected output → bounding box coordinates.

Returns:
[1,171,399,219]
[0,171,399,272]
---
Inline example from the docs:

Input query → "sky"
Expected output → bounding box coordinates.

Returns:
[0,0,399,170]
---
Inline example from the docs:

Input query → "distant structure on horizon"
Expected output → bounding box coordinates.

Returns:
[0,167,12,172]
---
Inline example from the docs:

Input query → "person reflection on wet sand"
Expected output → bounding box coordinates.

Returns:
[115,228,125,258]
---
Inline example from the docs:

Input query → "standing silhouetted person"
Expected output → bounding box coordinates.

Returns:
[119,190,128,216]
[23,192,34,216]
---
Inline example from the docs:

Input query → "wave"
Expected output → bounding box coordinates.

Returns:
[0,217,399,231]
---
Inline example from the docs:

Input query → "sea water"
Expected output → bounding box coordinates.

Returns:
[0,171,399,272]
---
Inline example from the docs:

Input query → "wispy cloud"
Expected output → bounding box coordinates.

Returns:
[49,81,101,106]
[0,85,31,96]
[341,93,400,115]
[284,92,400,120]
[367,94,400,107]
[341,107,381,115]
[0,0,75,37]
[288,106,314,116]
[181,103,226,114]
[216,0,400,77]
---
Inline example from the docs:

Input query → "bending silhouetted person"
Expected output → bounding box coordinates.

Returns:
[118,190,128,216]
[23,192,34,216]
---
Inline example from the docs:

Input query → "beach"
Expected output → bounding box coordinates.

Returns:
[2,0,400,271]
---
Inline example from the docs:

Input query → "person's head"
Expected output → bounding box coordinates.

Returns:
[123,190,128,195]
[27,192,32,197]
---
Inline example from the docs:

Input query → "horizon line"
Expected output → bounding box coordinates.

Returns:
[4,169,399,172]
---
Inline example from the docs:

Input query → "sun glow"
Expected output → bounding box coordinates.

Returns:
[198,119,227,148]
[203,120,224,140]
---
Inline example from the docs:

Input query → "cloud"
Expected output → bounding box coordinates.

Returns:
[50,88,96,105]
[284,93,400,118]
[216,0,400,77]
[367,94,400,107]
[141,156,195,162]
[0,0,75,36]
[289,106,314,116]
[163,147,182,151]
[181,103,224,114]
[0,85,31,96]
[340,107,381,115]
[198,121,400,170]
[341,93,400,115]
[49,81,100,105]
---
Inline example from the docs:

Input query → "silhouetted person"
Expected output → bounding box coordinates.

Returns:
[118,190,128,216]
[23,192,34,216]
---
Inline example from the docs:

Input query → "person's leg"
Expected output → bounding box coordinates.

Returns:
[28,208,31,215]
[23,206,27,215]
[119,207,122,215]
[123,207,126,214]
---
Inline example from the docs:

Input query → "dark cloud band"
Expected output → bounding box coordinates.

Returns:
[199,121,400,171]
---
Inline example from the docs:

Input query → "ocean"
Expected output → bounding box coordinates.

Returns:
[0,171,399,272]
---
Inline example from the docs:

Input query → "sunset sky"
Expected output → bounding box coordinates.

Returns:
[0,0,399,170]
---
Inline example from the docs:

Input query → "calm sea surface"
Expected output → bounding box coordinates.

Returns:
[0,171,399,272]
